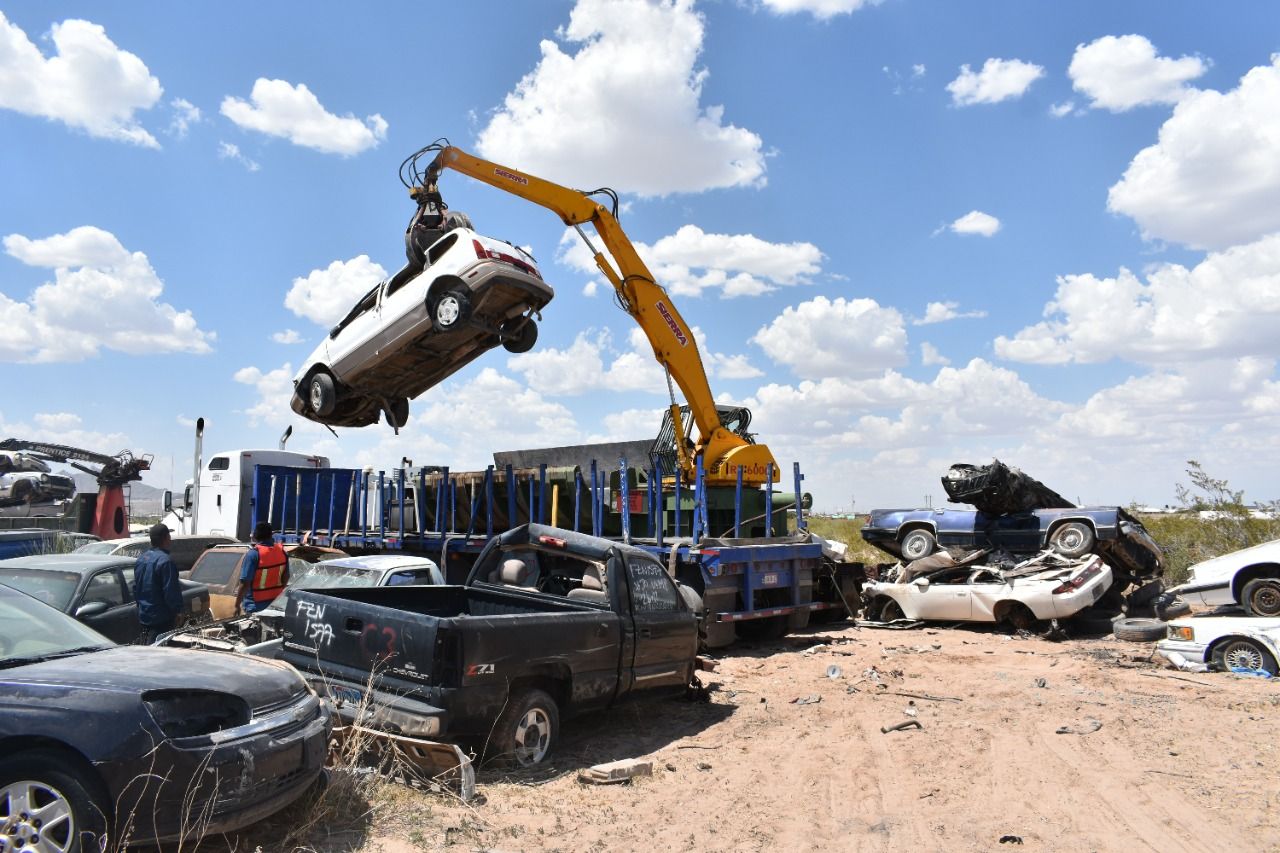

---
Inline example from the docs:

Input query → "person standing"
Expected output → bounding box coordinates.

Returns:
[236,522,289,614]
[133,523,182,644]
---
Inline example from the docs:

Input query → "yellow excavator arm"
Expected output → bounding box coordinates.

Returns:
[421,146,778,486]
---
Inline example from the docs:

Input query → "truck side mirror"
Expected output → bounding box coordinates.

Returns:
[182,485,193,510]
[163,490,173,513]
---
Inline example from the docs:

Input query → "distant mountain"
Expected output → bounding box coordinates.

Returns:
[63,471,167,515]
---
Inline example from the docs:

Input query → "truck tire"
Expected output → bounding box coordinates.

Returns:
[308,372,337,417]
[900,529,936,561]
[1241,577,1280,618]
[1112,617,1166,642]
[486,688,560,768]
[0,750,110,853]
[1049,522,1095,558]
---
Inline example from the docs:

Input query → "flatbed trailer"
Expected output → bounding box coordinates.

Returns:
[253,455,855,647]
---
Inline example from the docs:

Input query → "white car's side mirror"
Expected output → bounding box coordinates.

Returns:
[912,576,930,589]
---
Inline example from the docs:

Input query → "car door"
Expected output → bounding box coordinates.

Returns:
[76,567,139,643]
[329,284,384,380]
[623,555,696,690]
[908,573,973,620]
[988,512,1042,551]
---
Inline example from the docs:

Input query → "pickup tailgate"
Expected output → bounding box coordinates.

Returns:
[283,588,443,687]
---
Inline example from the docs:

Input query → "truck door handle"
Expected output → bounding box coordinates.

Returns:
[639,628,652,639]
[344,618,362,634]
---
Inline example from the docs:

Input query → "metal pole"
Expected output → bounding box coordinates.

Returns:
[590,461,599,537]
[309,471,319,539]
[793,462,806,532]
[620,457,630,545]
[674,468,682,540]
[764,463,774,538]
[654,458,664,548]
[573,470,582,533]
[485,466,495,538]
[326,471,337,545]
[506,464,516,528]
[417,467,427,536]
[398,467,406,540]
[250,462,260,532]
[734,466,743,538]
[539,464,548,525]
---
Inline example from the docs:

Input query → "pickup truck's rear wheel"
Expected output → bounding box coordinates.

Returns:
[487,688,559,768]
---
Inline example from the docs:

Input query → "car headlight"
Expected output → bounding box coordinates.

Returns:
[1168,626,1194,641]
[143,689,250,740]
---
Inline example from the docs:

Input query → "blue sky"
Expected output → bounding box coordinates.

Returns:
[2,0,1279,512]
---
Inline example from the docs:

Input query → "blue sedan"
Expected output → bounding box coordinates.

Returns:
[860,505,1163,579]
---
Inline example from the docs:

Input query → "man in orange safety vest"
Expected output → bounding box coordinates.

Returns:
[235,522,290,614]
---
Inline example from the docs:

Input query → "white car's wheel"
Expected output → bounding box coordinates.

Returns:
[1241,578,1280,617]
[1212,637,1279,675]
[308,372,337,417]
[432,287,471,330]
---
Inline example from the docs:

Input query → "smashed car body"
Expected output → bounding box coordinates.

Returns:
[861,505,1162,579]
[0,583,331,848]
[290,214,554,430]
[0,450,75,506]
[863,551,1113,627]
[941,459,1073,516]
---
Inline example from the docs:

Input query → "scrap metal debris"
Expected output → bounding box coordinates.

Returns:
[579,758,653,785]
[792,694,822,705]
[881,719,923,734]
[1055,719,1103,735]
[943,459,1073,515]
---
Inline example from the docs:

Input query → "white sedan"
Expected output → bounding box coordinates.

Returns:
[1168,538,1280,617]
[290,214,554,430]
[1156,616,1280,675]
[863,553,1113,628]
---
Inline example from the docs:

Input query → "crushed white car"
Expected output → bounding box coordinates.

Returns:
[1157,616,1280,675]
[0,450,75,506]
[291,212,555,430]
[863,551,1113,629]
[1168,538,1280,617]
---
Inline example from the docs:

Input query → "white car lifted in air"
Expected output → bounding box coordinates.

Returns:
[291,213,554,430]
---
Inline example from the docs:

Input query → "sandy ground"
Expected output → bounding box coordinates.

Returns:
[248,621,1280,853]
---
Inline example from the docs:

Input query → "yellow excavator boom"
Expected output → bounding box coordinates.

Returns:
[422,146,778,486]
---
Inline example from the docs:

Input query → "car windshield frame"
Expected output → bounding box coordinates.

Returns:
[190,550,248,585]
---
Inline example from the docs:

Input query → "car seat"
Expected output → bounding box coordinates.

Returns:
[567,565,608,604]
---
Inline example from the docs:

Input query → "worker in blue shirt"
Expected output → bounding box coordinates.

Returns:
[133,523,183,643]
[236,522,289,614]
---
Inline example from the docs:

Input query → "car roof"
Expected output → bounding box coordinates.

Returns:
[0,554,137,573]
[319,554,439,571]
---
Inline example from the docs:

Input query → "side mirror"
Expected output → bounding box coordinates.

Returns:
[182,485,193,510]
[911,576,930,589]
[75,601,110,619]
[163,490,173,513]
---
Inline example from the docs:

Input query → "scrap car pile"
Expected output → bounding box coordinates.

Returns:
[859,459,1174,633]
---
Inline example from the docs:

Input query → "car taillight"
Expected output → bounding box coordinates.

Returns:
[472,239,541,278]
[1052,561,1103,594]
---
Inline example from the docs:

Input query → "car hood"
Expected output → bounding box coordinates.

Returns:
[1187,538,1280,583]
[2,646,305,709]
[1171,616,1280,634]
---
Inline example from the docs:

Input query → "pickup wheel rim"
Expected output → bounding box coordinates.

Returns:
[513,708,551,766]
[1,780,75,853]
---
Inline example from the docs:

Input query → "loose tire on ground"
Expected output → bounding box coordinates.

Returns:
[1154,596,1192,621]
[1211,637,1280,675]
[900,529,936,561]
[1112,617,1167,642]
[1049,521,1096,558]
[1241,577,1280,618]
[485,688,560,768]
[0,750,110,853]
[308,372,337,417]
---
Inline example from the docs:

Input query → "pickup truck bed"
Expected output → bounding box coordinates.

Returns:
[282,524,700,765]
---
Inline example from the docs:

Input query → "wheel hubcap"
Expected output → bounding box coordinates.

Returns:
[1,781,74,853]
[436,296,460,326]
[513,708,551,766]
[1223,643,1265,672]
[1059,530,1083,549]
[309,382,324,411]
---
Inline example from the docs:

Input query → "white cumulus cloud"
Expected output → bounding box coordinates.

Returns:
[1069,34,1208,112]
[914,301,988,325]
[272,329,303,345]
[757,0,883,19]
[556,224,822,298]
[218,141,260,172]
[476,0,765,196]
[285,255,388,327]
[994,233,1280,365]
[948,210,1001,237]
[751,296,907,378]
[0,12,162,146]
[946,58,1043,106]
[220,78,387,156]
[167,98,200,138]
[920,342,949,366]
[1107,55,1280,250]
[1,226,214,362]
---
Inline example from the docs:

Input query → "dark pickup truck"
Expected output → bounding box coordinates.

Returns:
[281,524,701,766]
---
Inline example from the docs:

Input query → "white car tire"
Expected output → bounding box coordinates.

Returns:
[432,287,471,330]
[1211,637,1279,675]
[1241,577,1280,618]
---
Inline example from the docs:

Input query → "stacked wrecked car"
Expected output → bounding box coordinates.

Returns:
[860,460,1169,632]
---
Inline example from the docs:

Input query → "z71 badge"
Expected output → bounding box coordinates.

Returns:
[466,663,496,676]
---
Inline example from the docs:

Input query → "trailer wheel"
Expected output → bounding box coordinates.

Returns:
[486,688,559,768]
